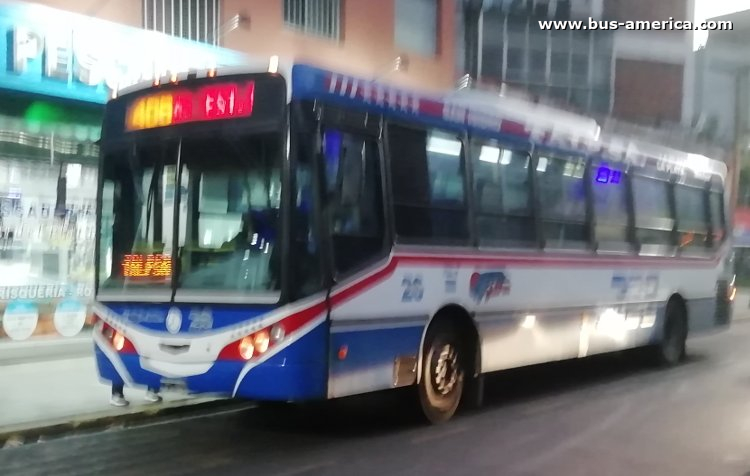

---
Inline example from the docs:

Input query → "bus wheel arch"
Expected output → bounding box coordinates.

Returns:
[416,304,480,423]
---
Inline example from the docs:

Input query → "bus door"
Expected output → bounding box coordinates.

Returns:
[289,102,388,313]
[314,105,390,396]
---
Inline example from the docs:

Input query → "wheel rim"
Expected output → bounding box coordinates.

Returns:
[433,344,459,395]
[424,340,463,412]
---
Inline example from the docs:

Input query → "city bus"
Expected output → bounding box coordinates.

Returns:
[93,60,734,423]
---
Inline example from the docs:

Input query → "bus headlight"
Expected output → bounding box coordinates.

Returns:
[112,332,125,351]
[100,321,135,353]
[222,323,288,361]
[239,336,255,360]
[254,329,270,354]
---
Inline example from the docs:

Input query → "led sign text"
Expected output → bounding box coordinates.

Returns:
[122,254,172,279]
[126,81,255,131]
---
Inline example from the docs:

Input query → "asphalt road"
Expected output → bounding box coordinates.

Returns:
[3,323,750,476]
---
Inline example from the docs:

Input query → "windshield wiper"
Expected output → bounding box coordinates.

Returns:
[144,164,161,240]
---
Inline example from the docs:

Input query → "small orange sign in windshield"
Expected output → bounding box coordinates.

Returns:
[122,254,172,279]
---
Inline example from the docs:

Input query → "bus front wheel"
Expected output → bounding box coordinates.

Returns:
[418,321,465,424]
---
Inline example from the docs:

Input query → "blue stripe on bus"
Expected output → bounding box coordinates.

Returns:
[234,323,329,401]
[329,324,424,375]
[94,345,125,387]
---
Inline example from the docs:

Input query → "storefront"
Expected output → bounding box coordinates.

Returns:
[0,2,249,344]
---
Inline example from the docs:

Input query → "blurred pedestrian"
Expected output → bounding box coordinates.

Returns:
[110,383,162,407]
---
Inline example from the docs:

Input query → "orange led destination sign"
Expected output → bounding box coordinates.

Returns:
[122,254,173,279]
[125,80,255,131]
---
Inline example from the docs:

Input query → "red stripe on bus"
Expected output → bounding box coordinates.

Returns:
[279,301,328,335]
[275,249,726,329]
[329,260,400,307]
[393,252,723,268]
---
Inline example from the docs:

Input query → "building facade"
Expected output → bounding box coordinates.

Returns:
[606,0,695,127]
[28,0,458,91]
[460,0,695,126]
[459,0,613,115]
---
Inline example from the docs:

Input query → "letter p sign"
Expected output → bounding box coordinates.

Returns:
[12,27,43,74]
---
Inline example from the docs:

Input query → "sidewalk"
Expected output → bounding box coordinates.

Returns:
[0,352,228,447]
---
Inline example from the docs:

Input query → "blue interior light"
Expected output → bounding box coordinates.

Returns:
[596,166,610,183]
[595,165,622,184]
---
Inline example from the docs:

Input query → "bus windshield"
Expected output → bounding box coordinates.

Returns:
[99,132,282,298]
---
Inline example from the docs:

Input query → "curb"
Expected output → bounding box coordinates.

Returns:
[0,398,251,448]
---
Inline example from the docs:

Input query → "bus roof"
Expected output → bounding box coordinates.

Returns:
[289,64,727,182]
[290,63,601,150]
[113,60,727,182]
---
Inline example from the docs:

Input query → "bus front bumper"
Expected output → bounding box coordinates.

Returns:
[93,323,328,402]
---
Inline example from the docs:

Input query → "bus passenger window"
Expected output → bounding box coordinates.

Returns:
[709,189,725,247]
[470,139,535,246]
[387,125,469,242]
[674,183,710,251]
[535,155,589,248]
[322,129,386,276]
[631,175,675,249]
[590,162,631,250]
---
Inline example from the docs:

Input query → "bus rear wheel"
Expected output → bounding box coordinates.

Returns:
[650,299,687,366]
[418,321,465,424]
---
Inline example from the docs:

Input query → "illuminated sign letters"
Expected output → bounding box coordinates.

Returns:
[12,26,104,86]
[126,81,256,131]
[0,4,248,103]
[122,254,173,279]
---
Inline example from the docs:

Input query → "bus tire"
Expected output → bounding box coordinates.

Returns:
[650,298,687,366]
[463,373,485,411]
[418,320,465,424]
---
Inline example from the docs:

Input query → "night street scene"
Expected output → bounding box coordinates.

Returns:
[1,0,750,475]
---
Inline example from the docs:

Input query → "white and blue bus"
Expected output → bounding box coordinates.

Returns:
[93,61,734,423]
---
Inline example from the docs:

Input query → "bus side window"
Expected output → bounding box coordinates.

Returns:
[322,129,386,276]
[631,174,675,250]
[590,161,631,251]
[674,182,710,251]
[470,139,535,247]
[708,188,725,248]
[535,154,589,249]
[387,125,469,243]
